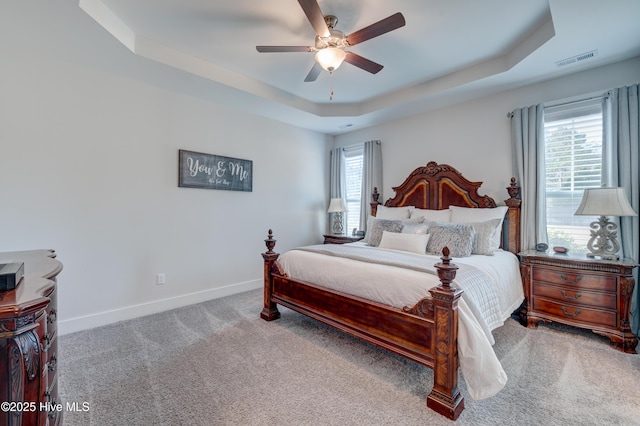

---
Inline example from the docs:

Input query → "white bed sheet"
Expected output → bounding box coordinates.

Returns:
[278,242,524,400]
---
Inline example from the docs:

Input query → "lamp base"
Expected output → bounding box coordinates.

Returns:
[585,216,621,261]
[331,212,344,235]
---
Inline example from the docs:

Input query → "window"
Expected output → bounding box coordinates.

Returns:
[344,146,364,233]
[544,99,603,252]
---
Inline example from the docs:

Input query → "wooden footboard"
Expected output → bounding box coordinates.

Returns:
[261,230,465,420]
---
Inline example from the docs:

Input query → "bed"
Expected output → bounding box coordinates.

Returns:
[260,161,522,420]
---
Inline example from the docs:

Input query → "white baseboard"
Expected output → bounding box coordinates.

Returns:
[58,279,262,336]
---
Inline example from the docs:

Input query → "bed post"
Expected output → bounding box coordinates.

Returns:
[371,187,381,217]
[427,247,464,420]
[504,177,521,255]
[260,229,281,321]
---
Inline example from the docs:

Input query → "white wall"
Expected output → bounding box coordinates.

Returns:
[334,57,640,206]
[3,2,637,336]
[0,39,330,335]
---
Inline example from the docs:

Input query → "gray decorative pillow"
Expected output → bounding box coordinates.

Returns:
[468,219,502,255]
[425,222,476,257]
[366,219,404,247]
[365,216,422,244]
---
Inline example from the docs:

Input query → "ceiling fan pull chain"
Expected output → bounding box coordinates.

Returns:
[329,71,334,101]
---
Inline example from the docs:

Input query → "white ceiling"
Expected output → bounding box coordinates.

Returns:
[53,1,640,134]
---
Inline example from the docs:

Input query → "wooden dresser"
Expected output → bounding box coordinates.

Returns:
[519,250,638,353]
[0,250,62,425]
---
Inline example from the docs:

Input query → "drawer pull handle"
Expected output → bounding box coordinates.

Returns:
[47,309,57,324]
[47,355,57,372]
[560,274,582,284]
[561,290,582,300]
[48,402,57,419]
[561,306,581,317]
[43,333,51,347]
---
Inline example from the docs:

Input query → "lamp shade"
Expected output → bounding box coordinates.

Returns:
[574,187,637,217]
[315,48,346,72]
[327,198,346,213]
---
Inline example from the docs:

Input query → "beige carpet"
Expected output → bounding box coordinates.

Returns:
[58,289,640,425]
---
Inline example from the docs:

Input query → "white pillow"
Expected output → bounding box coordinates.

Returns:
[402,223,429,235]
[409,207,451,222]
[379,231,430,254]
[402,216,426,224]
[376,205,411,220]
[449,205,508,251]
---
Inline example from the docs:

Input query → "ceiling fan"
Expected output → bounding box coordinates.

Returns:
[256,0,406,82]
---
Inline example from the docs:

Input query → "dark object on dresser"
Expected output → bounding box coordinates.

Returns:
[0,250,63,425]
[519,250,638,353]
[0,261,24,290]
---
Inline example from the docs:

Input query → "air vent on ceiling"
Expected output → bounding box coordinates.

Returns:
[556,50,599,67]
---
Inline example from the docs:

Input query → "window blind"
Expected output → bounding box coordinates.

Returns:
[344,146,364,233]
[544,99,603,250]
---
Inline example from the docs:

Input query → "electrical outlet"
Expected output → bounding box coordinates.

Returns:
[156,273,166,285]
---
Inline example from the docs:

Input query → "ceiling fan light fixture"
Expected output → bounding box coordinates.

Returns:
[315,48,346,72]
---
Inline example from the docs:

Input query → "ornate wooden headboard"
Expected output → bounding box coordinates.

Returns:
[370,161,521,254]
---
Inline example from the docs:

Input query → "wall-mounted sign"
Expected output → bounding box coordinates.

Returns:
[178,149,252,192]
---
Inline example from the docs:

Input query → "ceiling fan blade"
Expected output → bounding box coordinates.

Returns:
[304,62,323,82]
[298,0,330,38]
[256,46,314,53]
[344,52,384,74]
[346,12,406,46]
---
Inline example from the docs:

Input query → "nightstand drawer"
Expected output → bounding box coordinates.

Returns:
[532,298,617,328]
[532,282,617,310]
[532,267,616,292]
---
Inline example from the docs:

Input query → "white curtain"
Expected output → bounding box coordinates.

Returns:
[605,84,640,335]
[360,140,382,231]
[330,147,345,199]
[329,148,346,233]
[511,104,547,250]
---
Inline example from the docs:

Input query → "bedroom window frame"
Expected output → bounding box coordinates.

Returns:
[543,98,604,252]
[344,145,364,234]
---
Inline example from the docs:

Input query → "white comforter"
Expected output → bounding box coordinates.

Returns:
[278,242,524,400]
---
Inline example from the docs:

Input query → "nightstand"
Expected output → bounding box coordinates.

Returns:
[519,250,638,353]
[323,234,364,244]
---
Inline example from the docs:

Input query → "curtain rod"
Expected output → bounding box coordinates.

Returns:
[545,93,608,110]
[339,140,381,150]
[507,92,609,118]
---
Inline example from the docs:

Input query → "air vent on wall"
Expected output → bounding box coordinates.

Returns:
[556,50,598,67]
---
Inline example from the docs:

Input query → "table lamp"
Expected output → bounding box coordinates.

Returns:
[327,198,347,235]
[574,187,637,260]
